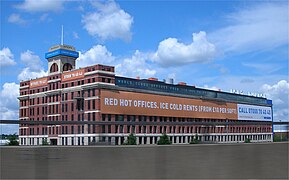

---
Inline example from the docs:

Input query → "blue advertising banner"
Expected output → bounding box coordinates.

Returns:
[45,49,79,59]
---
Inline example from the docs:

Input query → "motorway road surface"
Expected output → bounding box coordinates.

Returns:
[1,142,288,179]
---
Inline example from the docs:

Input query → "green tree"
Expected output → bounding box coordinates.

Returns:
[124,133,137,145]
[157,133,172,145]
[190,135,200,144]
[244,138,251,143]
[273,134,288,142]
[42,139,49,145]
[7,134,19,146]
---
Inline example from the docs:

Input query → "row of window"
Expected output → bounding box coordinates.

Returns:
[86,65,114,73]
[20,124,272,136]
[20,76,114,96]
[19,134,273,146]
[21,89,100,107]
[22,101,97,117]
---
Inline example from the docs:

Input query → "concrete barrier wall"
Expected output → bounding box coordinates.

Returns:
[1,142,288,179]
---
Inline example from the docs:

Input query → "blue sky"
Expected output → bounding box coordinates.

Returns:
[0,0,288,134]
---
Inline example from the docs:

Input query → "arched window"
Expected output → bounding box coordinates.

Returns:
[50,63,59,73]
[63,63,73,71]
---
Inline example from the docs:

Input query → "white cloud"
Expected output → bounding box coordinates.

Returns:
[0,48,16,67]
[210,3,288,54]
[20,50,43,71]
[18,50,47,81]
[77,45,115,68]
[18,67,47,81]
[8,13,27,25]
[261,80,289,121]
[77,45,156,78]
[116,50,156,78]
[0,83,19,120]
[39,13,51,22]
[153,31,217,67]
[16,0,64,12]
[73,32,79,39]
[203,85,219,91]
[0,83,19,134]
[82,0,133,41]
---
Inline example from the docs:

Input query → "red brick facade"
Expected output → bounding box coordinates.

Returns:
[18,46,273,146]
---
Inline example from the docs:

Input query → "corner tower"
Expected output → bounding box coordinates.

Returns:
[45,44,79,75]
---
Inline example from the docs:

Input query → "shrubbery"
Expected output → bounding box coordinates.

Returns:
[244,138,251,143]
[7,134,19,146]
[123,133,137,145]
[190,135,200,144]
[42,139,49,145]
[157,133,172,145]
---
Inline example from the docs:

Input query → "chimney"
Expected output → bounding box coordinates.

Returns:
[178,82,187,86]
[148,77,158,81]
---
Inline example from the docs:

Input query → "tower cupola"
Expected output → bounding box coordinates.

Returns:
[45,44,79,75]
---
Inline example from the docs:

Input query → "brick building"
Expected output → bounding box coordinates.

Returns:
[18,44,273,145]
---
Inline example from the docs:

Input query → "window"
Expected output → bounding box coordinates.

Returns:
[87,90,90,97]
[76,99,84,111]
[78,126,81,133]
[93,125,96,133]
[92,99,95,109]
[115,125,118,133]
[88,113,91,121]
[87,100,91,110]
[108,125,111,133]
[92,89,95,96]
[93,112,96,121]
[102,114,106,121]
[71,103,74,111]
[127,126,130,133]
